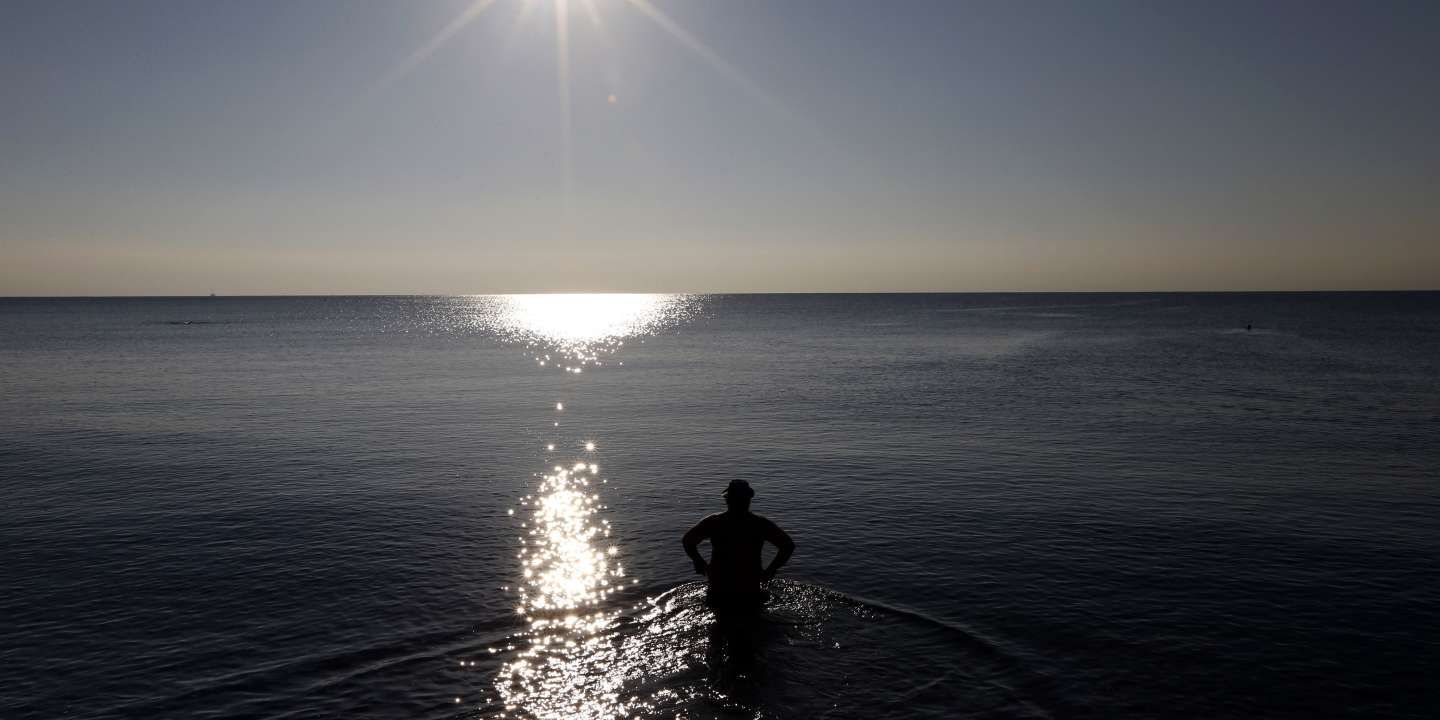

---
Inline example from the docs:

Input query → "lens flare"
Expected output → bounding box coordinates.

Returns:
[375,1,803,218]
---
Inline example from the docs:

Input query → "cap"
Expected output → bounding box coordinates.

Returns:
[722,480,755,499]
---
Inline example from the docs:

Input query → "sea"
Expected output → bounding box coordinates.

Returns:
[2,293,1437,720]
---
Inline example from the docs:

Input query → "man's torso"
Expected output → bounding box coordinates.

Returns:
[703,511,774,595]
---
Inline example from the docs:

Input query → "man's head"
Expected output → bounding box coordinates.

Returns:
[723,479,755,510]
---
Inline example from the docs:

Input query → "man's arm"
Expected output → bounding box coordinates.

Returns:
[682,517,712,576]
[762,520,795,582]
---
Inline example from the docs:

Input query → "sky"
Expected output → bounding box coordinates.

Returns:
[2,0,1437,295]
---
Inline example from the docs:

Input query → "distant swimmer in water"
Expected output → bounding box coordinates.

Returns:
[683,480,794,671]
[1246,322,1253,331]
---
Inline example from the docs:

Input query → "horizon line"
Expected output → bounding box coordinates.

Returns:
[3,288,1438,299]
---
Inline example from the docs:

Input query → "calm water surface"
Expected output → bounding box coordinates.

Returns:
[2,293,1438,719]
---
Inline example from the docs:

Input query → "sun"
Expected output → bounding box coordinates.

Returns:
[375,0,787,211]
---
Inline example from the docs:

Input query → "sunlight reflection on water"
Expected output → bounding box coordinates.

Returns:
[467,293,702,371]
[493,460,643,719]
[471,294,708,718]
[491,585,718,719]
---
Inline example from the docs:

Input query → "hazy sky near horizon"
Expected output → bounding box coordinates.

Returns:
[2,0,1437,295]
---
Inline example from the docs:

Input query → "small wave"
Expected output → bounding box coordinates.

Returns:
[473,580,1057,719]
[98,623,506,720]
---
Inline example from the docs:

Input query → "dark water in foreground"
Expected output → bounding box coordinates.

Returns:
[2,293,1438,719]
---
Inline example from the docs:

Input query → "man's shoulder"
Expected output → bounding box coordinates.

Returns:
[747,512,779,528]
[703,511,766,527]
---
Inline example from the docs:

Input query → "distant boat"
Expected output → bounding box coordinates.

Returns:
[209,291,217,297]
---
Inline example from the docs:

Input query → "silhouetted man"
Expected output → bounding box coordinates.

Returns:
[683,480,795,616]
[683,480,794,675]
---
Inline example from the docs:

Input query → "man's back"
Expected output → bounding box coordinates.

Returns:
[684,481,794,671]
[684,509,793,596]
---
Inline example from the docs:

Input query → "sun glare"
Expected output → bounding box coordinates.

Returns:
[375,0,792,211]
[498,293,671,343]
[465,293,699,370]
